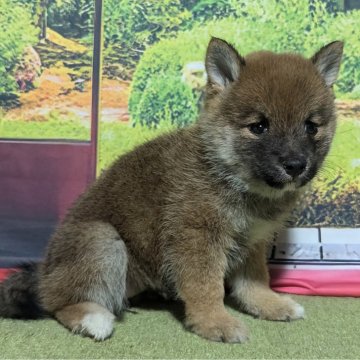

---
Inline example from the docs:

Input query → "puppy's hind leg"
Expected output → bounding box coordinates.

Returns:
[55,302,115,341]
[40,221,128,340]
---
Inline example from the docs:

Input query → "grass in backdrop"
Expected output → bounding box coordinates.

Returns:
[0,112,89,140]
[320,120,360,190]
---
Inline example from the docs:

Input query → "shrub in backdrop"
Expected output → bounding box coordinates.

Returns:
[181,0,237,24]
[103,0,190,74]
[131,76,197,129]
[47,0,94,39]
[129,0,360,124]
[0,0,39,94]
[227,0,360,94]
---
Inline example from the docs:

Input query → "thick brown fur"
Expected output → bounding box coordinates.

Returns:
[0,38,343,343]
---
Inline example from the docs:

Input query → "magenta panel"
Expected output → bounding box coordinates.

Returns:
[0,140,94,220]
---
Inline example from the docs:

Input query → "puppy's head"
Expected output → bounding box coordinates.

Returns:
[201,37,343,197]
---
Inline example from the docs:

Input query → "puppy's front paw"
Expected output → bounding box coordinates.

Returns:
[186,312,249,343]
[247,293,305,321]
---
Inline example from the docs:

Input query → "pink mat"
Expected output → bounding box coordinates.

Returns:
[270,267,360,297]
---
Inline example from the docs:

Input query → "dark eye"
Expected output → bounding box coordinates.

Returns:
[249,116,269,135]
[305,120,318,135]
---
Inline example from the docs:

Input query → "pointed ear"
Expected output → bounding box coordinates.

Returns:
[311,41,344,87]
[205,37,245,92]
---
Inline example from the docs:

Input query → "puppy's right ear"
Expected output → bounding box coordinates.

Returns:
[205,37,245,94]
[311,41,344,87]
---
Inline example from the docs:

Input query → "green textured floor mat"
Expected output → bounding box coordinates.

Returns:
[0,295,359,359]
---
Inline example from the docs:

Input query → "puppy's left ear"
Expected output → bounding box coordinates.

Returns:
[205,37,245,93]
[311,41,344,87]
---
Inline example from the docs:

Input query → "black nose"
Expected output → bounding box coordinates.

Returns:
[282,158,307,177]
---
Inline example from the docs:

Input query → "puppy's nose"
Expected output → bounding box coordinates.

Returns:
[282,158,307,177]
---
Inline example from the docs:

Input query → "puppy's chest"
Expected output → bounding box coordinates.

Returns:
[223,205,282,270]
[227,210,280,243]
[224,200,285,244]
[247,218,280,243]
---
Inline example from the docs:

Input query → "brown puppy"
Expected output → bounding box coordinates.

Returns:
[0,38,343,343]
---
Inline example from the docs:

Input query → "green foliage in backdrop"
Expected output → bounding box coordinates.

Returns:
[131,76,198,128]
[0,0,39,94]
[130,0,360,128]
[47,0,94,39]
[12,0,44,26]
[181,0,237,23]
[103,0,191,74]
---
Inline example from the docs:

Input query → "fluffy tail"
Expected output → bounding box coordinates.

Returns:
[0,263,44,319]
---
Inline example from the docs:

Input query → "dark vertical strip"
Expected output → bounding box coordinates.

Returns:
[270,245,275,261]
[318,227,323,260]
[90,0,103,180]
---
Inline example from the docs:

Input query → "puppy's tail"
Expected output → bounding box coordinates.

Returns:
[0,263,44,319]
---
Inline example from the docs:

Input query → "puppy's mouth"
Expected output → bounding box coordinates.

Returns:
[262,173,293,189]
[264,177,289,189]
[244,161,319,196]
[261,164,316,190]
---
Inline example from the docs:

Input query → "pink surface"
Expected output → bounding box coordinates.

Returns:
[270,268,360,297]
[0,269,18,282]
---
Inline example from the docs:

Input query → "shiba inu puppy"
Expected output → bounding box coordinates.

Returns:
[0,37,343,343]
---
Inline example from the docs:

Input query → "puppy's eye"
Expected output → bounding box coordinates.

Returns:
[249,117,269,135]
[305,120,318,135]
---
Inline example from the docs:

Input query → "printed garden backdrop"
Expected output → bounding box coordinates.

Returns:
[0,0,359,227]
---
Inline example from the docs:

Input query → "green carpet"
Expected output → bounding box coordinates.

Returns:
[0,295,359,359]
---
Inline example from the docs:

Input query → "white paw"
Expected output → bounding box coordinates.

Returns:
[78,312,115,340]
[292,302,305,319]
[280,296,305,320]
[247,295,305,322]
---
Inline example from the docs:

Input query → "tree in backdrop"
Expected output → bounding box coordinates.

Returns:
[0,0,39,95]
[181,0,237,23]
[47,0,94,39]
[103,0,191,77]
[12,0,50,39]
[12,0,94,40]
